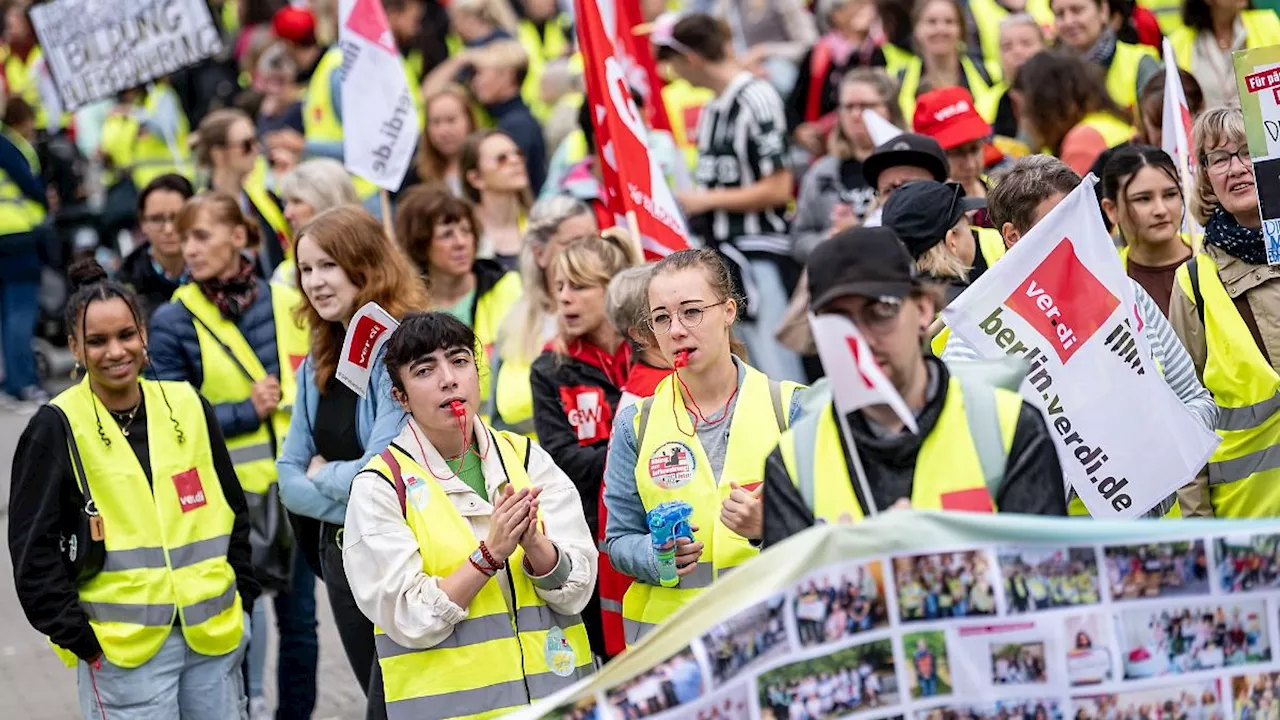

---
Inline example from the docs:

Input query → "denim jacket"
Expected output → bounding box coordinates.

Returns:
[602,360,805,586]
[276,346,408,525]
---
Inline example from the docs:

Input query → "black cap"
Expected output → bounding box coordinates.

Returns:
[882,181,986,258]
[807,227,918,311]
[861,134,949,190]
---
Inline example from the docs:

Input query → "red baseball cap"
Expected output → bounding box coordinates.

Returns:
[912,87,991,151]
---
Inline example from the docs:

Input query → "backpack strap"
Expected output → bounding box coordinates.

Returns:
[1185,255,1206,331]
[379,448,408,518]
[769,379,786,432]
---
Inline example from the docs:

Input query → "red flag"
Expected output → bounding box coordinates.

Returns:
[620,0,673,133]
[574,0,691,260]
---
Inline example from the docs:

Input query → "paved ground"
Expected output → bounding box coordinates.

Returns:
[0,398,367,719]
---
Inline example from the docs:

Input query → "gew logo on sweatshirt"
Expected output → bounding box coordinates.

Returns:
[559,386,611,446]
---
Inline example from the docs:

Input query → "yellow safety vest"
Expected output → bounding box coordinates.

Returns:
[495,357,538,439]
[1,45,65,130]
[1104,41,1159,112]
[969,0,1055,74]
[99,83,194,189]
[621,366,799,646]
[897,55,999,127]
[244,157,292,259]
[928,229,1005,356]
[517,17,571,122]
[881,43,916,77]
[49,379,243,668]
[778,377,1021,522]
[0,124,44,234]
[302,46,383,200]
[661,80,715,172]
[1138,0,1185,35]
[475,272,524,416]
[1175,253,1280,518]
[1169,11,1280,71]
[362,436,592,720]
[171,282,309,500]
[1075,111,1135,151]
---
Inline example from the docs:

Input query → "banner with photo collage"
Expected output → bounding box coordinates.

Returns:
[510,512,1280,720]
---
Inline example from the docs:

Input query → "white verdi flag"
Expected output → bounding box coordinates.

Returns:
[941,177,1219,519]
[810,312,918,434]
[336,302,399,397]
[1161,38,1204,243]
[338,0,420,191]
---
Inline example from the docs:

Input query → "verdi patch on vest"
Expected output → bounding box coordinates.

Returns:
[173,468,208,513]
[544,626,576,677]
[648,441,696,489]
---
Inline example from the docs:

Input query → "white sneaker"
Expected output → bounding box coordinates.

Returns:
[249,696,271,720]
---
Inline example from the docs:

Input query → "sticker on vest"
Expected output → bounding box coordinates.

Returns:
[544,626,576,677]
[648,442,696,489]
[403,475,430,511]
[173,468,208,513]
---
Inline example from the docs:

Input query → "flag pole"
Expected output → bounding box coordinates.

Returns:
[379,189,395,241]
[834,406,880,517]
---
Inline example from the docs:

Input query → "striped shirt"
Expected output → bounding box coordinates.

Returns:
[691,71,792,255]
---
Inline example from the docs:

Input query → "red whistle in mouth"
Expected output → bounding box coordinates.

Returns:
[674,350,690,369]
[448,400,466,417]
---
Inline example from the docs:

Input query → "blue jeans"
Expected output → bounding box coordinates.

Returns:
[247,550,319,719]
[78,618,249,719]
[0,250,40,396]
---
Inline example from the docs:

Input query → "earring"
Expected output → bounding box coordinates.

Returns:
[70,361,82,380]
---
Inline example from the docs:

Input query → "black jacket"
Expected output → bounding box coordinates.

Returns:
[529,341,630,538]
[761,358,1066,548]
[9,398,258,662]
[119,243,184,321]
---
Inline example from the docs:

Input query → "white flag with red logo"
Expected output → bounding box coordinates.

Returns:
[810,312,918,434]
[941,178,1219,518]
[1161,38,1204,244]
[574,0,690,260]
[336,302,399,397]
[338,0,420,191]
[862,109,904,146]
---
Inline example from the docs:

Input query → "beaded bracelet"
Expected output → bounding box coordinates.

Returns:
[468,554,496,578]
[478,541,504,570]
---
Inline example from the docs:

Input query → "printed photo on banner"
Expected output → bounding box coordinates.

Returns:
[1115,599,1271,679]
[1064,613,1115,686]
[792,560,889,648]
[1230,672,1280,719]
[1072,681,1221,720]
[699,594,791,686]
[914,698,1065,720]
[990,641,1047,685]
[999,546,1101,614]
[1216,533,1280,593]
[677,679,752,720]
[1103,541,1209,601]
[544,694,600,720]
[605,646,705,719]
[756,639,898,720]
[903,630,951,699]
[893,551,997,623]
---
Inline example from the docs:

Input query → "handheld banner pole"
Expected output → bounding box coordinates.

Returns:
[834,407,880,517]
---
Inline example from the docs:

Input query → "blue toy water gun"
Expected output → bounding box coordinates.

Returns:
[647,500,694,588]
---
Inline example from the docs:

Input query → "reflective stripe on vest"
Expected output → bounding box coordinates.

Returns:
[50,379,242,668]
[1104,41,1158,111]
[362,434,593,719]
[620,366,798,646]
[1175,253,1280,517]
[1169,11,1280,70]
[172,282,308,496]
[781,377,1020,522]
[898,55,997,128]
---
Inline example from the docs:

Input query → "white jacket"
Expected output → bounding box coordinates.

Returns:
[342,417,598,651]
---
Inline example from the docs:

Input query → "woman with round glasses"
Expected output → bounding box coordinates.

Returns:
[120,174,195,319]
[602,249,806,648]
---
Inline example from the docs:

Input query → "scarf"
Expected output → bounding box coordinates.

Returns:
[198,256,260,319]
[1205,206,1268,266]
[1084,26,1118,67]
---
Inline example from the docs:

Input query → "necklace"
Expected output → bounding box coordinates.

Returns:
[109,402,141,437]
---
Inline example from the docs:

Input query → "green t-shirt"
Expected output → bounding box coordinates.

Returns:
[440,288,477,327]
[446,451,487,502]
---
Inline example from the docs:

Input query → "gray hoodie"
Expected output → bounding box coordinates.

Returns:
[792,154,876,262]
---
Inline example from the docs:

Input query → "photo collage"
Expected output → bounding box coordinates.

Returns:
[541,533,1280,720]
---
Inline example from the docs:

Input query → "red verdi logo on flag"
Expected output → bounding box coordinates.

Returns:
[1005,239,1119,363]
[345,0,397,53]
[346,315,389,369]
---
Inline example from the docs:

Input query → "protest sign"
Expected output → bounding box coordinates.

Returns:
[339,0,420,192]
[575,0,690,260]
[941,178,1219,518]
[513,511,1280,720]
[810,312,917,435]
[1234,43,1280,265]
[336,302,398,398]
[29,0,222,112]
[1161,39,1203,247]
